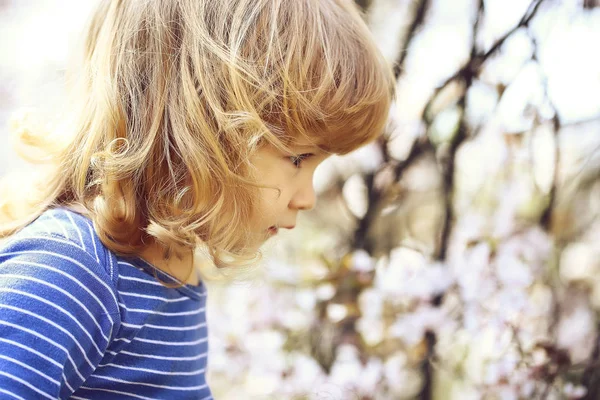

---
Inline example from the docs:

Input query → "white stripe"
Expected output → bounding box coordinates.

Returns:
[111,335,208,346]
[0,338,75,392]
[118,261,145,272]
[0,337,62,368]
[121,321,206,331]
[199,396,213,400]
[108,251,115,281]
[119,291,190,302]
[65,210,86,251]
[0,371,55,399]
[62,374,75,394]
[78,386,158,400]
[118,272,165,286]
[133,336,208,346]
[0,321,86,381]
[49,213,70,239]
[2,238,119,321]
[85,220,100,263]
[107,349,207,361]
[118,302,204,316]
[0,304,97,369]
[0,288,107,352]
[0,354,60,385]
[0,272,111,341]
[91,374,209,391]
[70,397,90,400]
[0,388,25,400]
[37,220,53,235]
[97,362,205,376]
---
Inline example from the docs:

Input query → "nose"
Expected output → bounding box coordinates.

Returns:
[289,180,316,211]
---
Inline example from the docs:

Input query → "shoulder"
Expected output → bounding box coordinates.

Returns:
[22,207,107,260]
[10,208,114,270]
[0,207,120,311]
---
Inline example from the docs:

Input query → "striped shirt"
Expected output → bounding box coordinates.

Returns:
[0,207,212,399]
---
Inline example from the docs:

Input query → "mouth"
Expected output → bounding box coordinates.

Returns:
[267,225,295,235]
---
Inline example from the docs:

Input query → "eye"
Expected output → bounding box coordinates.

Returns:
[289,153,314,168]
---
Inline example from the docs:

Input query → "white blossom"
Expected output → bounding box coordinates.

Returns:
[315,283,336,301]
[563,382,588,399]
[356,317,385,346]
[351,249,376,272]
[389,305,450,346]
[329,344,362,389]
[384,353,423,397]
[326,303,348,323]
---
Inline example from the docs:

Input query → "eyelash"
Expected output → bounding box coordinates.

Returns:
[290,153,313,168]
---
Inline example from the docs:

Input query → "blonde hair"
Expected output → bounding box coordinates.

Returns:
[0,0,394,269]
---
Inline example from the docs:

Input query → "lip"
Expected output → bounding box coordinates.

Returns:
[267,225,295,235]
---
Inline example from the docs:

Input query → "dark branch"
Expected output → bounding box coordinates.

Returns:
[352,172,378,251]
[352,135,433,250]
[423,0,547,120]
[480,0,544,61]
[393,0,431,78]
[354,0,373,14]
[392,135,434,180]
[435,0,485,261]
[419,331,437,400]
[530,32,562,231]
[353,0,434,250]
[420,1,482,399]
[582,323,600,398]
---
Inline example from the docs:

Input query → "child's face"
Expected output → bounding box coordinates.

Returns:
[248,137,330,249]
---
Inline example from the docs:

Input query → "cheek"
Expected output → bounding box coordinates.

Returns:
[258,187,279,209]
[258,185,290,212]
[251,185,281,224]
[255,168,294,204]
[249,148,297,216]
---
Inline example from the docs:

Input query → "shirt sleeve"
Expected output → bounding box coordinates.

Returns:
[0,233,121,399]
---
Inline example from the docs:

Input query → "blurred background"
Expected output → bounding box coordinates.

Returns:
[2,0,600,399]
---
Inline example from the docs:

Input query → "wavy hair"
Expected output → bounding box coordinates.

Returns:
[0,0,394,270]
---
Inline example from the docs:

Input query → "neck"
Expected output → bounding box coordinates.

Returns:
[139,241,199,286]
[64,203,201,286]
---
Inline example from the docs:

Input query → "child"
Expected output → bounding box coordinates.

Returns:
[0,0,393,398]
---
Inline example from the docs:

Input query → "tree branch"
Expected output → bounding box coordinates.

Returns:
[393,0,431,79]
[582,322,600,398]
[352,0,435,250]
[529,32,562,231]
[423,0,547,120]
[354,0,373,14]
